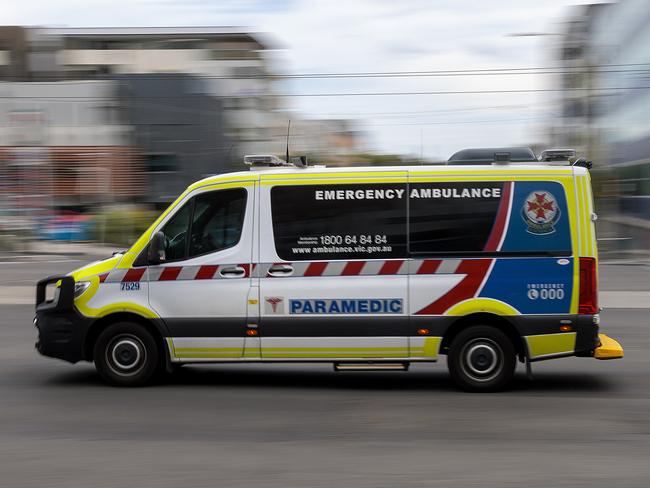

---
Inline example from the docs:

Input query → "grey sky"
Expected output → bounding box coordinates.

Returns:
[4,0,606,159]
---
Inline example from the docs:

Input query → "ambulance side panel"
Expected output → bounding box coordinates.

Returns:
[256,171,426,360]
[407,169,586,360]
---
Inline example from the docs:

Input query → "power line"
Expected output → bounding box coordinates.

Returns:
[285,86,650,97]
[322,103,539,118]
[366,117,544,127]
[0,86,647,100]
[0,62,649,82]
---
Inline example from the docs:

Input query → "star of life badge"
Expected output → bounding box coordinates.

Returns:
[521,191,560,235]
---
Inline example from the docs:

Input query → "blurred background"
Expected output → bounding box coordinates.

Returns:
[1,3,649,487]
[0,0,648,257]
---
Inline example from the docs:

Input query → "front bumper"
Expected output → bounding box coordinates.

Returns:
[594,333,624,360]
[34,275,91,363]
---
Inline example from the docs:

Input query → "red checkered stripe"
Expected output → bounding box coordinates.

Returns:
[98,264,254,283]
[97,259,482,282]
[260,259,467,277]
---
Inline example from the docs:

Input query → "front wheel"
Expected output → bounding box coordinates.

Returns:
[93,322,160,387]
[447,325,516,392]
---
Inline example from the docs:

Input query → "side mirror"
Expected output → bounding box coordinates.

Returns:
[147,231,166,265]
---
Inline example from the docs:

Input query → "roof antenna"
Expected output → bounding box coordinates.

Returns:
[285,119,291,164]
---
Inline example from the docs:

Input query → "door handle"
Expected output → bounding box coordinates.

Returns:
[220,266,245,278]
[267,264,294,277]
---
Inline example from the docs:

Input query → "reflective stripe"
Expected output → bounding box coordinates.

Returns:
[525,332,576,359]
[168,336,444,361]
[100,259,478,283]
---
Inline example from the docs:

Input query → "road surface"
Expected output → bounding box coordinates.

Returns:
[0,257,648,487]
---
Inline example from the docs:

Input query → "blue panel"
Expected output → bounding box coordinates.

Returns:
[500,181,571,253]
[479,258,573,314]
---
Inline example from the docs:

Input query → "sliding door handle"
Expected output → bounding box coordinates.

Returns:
[267,264,293,277]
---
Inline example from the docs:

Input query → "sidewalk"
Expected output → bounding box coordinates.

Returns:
[0,241,119,260]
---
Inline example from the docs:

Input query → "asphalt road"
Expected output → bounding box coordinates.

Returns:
[0,258,649,487]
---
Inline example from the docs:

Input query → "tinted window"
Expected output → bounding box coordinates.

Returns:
[161,202,191,261]
[189,188,247,257]
[271,184,407,261]
[409,182,504,254]
[408,181,571,255]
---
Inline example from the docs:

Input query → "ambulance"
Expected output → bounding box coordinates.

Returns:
[34,147,624,391]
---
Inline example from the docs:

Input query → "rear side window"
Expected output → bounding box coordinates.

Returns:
[271,184,407,261]
[409,182,504,254]
[408,180,571,256]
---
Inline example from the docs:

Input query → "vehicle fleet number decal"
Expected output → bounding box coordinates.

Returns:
[120,282,141,291]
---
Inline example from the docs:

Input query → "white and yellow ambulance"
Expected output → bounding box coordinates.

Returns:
[34,148,623,391]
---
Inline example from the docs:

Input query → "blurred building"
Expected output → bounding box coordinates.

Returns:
[0,26,284,159]
[552,0,650,228]
[116,73,232,206]
[0,25,362,234]
[0,80,143,214]
[280,118,364,165]
[550,3,610,156]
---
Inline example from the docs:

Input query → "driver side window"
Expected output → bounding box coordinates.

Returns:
[160,202,191,262]
[189,188,247,258]
[159,188,247,263]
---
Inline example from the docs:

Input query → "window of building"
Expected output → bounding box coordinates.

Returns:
[146,154,179,173]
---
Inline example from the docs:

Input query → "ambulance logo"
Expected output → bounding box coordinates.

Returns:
[265,297,284,314]
[522,191,560,235]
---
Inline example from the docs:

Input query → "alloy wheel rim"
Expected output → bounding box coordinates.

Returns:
[106,334,147,377]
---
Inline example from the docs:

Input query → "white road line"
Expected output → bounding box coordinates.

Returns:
[0,259,79,265]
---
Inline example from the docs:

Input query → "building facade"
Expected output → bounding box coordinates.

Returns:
[0,26,285,160]
[552,0,650,226]
[0,80,144,213]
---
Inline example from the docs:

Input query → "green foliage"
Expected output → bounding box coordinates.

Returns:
[91,207,158,247]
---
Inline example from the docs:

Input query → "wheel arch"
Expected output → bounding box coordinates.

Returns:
[440,313,526,361]
[83,312,169,362]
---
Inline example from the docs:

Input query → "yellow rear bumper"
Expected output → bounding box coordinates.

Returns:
[594,333,624,360]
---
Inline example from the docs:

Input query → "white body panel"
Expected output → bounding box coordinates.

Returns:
[256,174,409,358]
[148,183,256,357]
[408,274,465,315]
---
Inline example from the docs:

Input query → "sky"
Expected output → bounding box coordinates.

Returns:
[3,0,608,160]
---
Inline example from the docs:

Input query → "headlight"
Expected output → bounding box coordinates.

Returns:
[74,281,91,298]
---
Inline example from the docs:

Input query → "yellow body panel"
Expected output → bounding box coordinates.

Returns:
[525,332,577,359]
[444,298,520,316]
[594,334,624,360]
[73,275,159,319]
[69,255,121,282]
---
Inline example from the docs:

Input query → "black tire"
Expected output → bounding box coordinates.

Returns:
[93,322,160,387]
[447,325,516,392]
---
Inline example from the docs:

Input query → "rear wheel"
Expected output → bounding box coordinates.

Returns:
[93,322,160,387]
[447,325,516,392]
